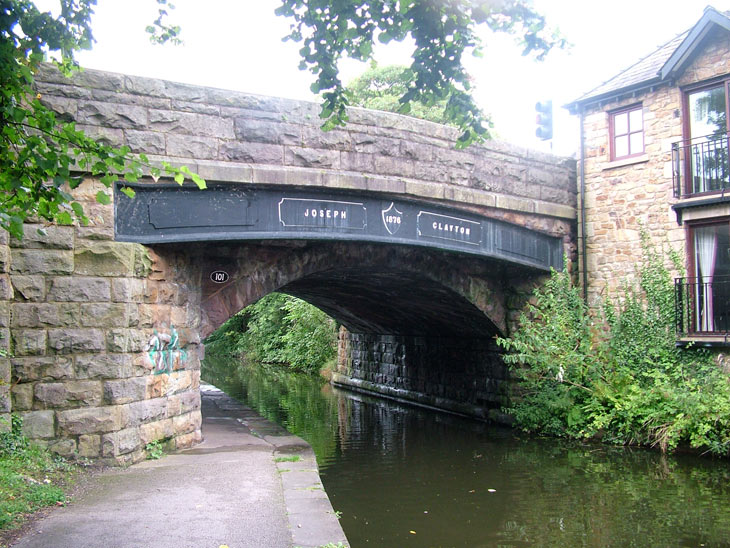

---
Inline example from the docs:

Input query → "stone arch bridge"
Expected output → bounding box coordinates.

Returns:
[0,67,576,463]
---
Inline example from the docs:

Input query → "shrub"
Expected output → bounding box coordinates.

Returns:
[498,238,730,457]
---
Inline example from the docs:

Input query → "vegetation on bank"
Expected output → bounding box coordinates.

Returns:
[0,415,79,533]
[205,293,339,375]
[497,236,730,456]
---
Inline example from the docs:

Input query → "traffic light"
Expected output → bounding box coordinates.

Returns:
[535,100,553,140]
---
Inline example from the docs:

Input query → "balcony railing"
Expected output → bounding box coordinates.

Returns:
[675,276,730,336]
[672,133,730,198]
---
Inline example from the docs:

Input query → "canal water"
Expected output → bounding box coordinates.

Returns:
[203,358,730,547]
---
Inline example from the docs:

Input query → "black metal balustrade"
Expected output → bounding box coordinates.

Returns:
[675,276,730,336]
[672,133,730,198]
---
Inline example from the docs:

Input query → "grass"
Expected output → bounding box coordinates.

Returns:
[0,445,76,530]
[0,415,80,535]
[274,455,301,463]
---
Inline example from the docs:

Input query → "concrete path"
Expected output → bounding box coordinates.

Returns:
[12,384,348,548]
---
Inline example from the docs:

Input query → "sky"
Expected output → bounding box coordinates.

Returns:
[63,0,730,157]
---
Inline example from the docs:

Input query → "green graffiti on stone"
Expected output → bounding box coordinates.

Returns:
[146,325,187,376]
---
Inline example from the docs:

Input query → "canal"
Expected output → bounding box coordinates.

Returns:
[203,356,730,547]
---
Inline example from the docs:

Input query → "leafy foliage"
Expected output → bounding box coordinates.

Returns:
[346,64,456,125]
[0,414,75,531]
[0,414,28,456]
[276,0,566,147]
[205,292,338,374]
[1,0,204,239]
[498,239,730,456]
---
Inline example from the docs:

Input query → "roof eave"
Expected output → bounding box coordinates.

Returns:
[564,77,664,115]
[660,8,730,80]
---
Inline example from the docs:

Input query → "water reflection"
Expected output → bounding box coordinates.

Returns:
[203,356,730,547]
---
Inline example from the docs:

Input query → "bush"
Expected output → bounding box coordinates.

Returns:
[498,237,730,457]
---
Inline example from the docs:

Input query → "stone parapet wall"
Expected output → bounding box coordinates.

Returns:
[35,65,576,232]
[7,182,202,464]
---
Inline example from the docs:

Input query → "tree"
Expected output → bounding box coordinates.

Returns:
[276,0,565,146]
[346,64,457,126]
[1,0,203,239]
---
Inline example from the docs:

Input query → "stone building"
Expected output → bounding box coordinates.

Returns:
[567,6,730,345]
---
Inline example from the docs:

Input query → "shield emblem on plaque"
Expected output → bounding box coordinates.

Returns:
[381,202,403,235]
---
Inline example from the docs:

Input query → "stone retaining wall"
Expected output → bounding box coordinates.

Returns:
[334,331,508,420]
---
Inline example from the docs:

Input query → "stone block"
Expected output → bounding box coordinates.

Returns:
[11,356,73,382]
[124,130,166,155]
[12,329,47,356]
[0,357,8,384]
[73,242,138,277]
[285,147,340,169]
[168,370,192,394]
[48,329,105,354]
[9,225,74,250]
[0,245,9,274]
[111,278,146,303]
[220,141,283,164]
[101,427,141,457]
[20,410,55,438]
[75,353,135,379]
[175,430,202,450]
[78,434,101,457]
[148,109,234,139]
[172,410,201,435]
[138,418,174,444]
[33,383,66,408]
[122,398,167,427]
[11,303,80,328]
[0,385,9,413]
[47,277,110,302]
[77,101,147,129]
[57,405,120,435]
[0,275,12,301]
[35,381,102,408]
[10,249,73,275]
[11,275,47,301]
[80,303,133,328]
[11,383,33,411]
[166,134,218,159]
[103,377,147,405]
[106,329,149,353]
[48,438,77,457]
[179,390,200,414]
[147,375,169,399]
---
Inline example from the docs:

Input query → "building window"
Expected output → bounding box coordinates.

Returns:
[687,221,730,333]
[610,105,644,160]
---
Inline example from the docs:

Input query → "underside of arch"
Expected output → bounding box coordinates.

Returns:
[280,268,499,338]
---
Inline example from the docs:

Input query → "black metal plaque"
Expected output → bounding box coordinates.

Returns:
[115,182,563,271]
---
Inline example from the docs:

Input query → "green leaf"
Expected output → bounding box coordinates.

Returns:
[96,191,111,205]
[120,186,136,199]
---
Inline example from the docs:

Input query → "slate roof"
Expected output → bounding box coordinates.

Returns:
[567,6,730,111]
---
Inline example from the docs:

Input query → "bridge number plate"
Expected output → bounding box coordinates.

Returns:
[210,271,230,284]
